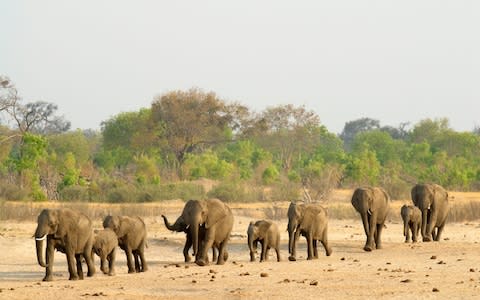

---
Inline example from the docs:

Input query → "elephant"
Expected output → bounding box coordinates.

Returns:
[400,204,421,243]
[103,215,148,273]
[351,186,390,251]
[165,198,234,266]
[34,208,95,281]
[411,183,449,242]
[287,201,332,261]
[92,228,118,276]
[247,220,281,262]
[161,215,225,263]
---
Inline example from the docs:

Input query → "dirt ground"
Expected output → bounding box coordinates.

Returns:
[1,206,480,299]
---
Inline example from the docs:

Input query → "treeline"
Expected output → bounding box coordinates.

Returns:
[1,76,480,202]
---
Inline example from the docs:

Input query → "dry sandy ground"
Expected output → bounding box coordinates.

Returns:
[1,210,480,299]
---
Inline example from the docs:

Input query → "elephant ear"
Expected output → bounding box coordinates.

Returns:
[205,199,227,229]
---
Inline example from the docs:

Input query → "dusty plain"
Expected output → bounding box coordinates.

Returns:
[1,191,480,299]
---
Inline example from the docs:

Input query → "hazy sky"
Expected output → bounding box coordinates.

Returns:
[1,1,479,133]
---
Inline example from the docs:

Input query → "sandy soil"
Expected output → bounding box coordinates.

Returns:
[1,208,480,299]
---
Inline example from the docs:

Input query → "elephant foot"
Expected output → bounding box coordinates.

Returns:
[43,275,53,282]
[423,237,432,242]
[363,245,373,252]
[288,256,296,261]
[223,252,229,262]
[128,269,136,274]
[375,244,382,250]
[184,256,192,263]
[326,247,332,256]
[108,272,115,276]
[195,259,208,266]
[216,260,226,265]
[69,275,79,281]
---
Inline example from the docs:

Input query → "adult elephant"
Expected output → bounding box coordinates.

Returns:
[351,186,390,252]
[34,208,95,281]
[103,215,148,273]
[165,199,233,266]
[287,201,332,261]
[411,183,449,242]
[161,215,224,263]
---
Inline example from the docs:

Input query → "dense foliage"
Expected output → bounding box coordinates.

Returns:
[1,77,479,202]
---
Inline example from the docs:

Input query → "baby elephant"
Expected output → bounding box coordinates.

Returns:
[401,204,422,243]
[92,228,118,276]
[247,220,281,262]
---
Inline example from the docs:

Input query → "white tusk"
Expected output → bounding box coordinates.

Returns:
[35,234,47,241]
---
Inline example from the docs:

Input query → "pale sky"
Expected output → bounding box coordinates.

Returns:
[1,1,479,133]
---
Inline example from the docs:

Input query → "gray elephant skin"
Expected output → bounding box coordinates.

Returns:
[165,198,234,266]
[247,220,281,262]
[92,228,118,276]
[400,204,421,243]
[162,214,224,263]
[351,186,390,251]
[103,215,148,273]
[34,208,95,281]
[287,202,332,261]
[411,183,449,242]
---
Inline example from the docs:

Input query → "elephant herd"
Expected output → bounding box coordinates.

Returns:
[33,183,449,282]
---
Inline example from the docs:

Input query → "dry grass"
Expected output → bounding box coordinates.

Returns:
[1,189,479,223]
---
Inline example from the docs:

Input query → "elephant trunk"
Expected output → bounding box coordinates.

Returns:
[248,233,255,261]
[191,223,199,257]
[421,209,428,239]
[403,215,409,237]
[35,236,47,267]
[287,223,295,254]
[162,215,186,232]
[361,212,370,236]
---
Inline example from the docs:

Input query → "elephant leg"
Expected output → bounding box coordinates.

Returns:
[364,213,376,251]
[138,246,148,272]
[433,222,445,242]
[84,248,95,277]
[412,224,418,243]
[100,254,108,274]
[184,234,193,263]
[133,250,141,272]
[424,211,435,242]
[313,240,319,259]
[375,223,384,249]
[259,241,267,262]
[108,248,116,276]
[125,247,135,273]
[75,254,84,280]
[66,250,79,280]
[406,223,412,243]
[216,241,228,265]
[275,246,281,262]
[306,234,314,260]
[43,240,55,281]
[196,238,214,266]
[321,229,332,256]
[212,246,218,263]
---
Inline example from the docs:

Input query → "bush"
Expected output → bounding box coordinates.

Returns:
[0,182,28,201]
[59,185,90,202]
[208,181,248,202]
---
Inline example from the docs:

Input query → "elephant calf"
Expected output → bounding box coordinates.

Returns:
[92,228,118,276]
[400,204,421,243]
[103,215,148,273]
[247,220,281,262]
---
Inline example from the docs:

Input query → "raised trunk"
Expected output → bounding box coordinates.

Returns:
[162,215,185,232]
[36,238,47,267]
